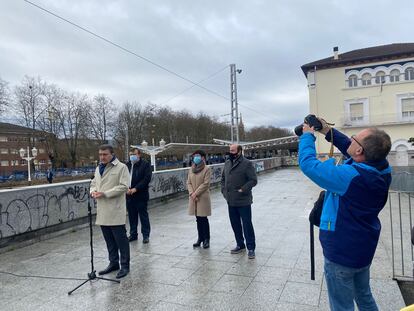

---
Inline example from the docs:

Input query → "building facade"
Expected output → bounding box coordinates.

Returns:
[0,122,51,176]
[301,43,414,167]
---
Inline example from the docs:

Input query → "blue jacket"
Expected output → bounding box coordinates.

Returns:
[299,129,392,268]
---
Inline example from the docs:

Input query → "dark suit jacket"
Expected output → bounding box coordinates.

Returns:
[126,159,152,202]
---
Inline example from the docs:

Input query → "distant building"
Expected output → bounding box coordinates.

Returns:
[0,122,51,176]
[301,43,414,166]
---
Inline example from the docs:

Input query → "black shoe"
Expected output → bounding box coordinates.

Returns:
[128,236,137,242]
[116,268,129,279]
[143,238,149,244]
[248,250,256,259]
[230,245,246,254]
[203,239,210,249]
[193,239,202,248]
[98,263,119,275]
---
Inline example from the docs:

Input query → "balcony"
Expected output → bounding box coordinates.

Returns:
[340,113,414,128]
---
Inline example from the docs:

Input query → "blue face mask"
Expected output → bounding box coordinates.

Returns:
[193,156,202,165]
[130,155,138,162]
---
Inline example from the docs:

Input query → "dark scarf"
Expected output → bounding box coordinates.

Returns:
[99,156,116,176]
[192,161,205,174]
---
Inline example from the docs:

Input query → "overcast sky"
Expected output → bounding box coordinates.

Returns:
[1,0,413,129]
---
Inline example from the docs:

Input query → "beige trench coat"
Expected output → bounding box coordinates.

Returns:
[187,165,211,216]
[90,158,129,226]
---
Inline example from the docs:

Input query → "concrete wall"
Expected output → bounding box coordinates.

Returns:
[0,157,294,246]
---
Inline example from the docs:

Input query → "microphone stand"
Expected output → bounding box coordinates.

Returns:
[68,179,120,295]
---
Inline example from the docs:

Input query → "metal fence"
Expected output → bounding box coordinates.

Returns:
[389,191,414,281]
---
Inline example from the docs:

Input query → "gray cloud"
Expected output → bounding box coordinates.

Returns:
[1,0,413,129]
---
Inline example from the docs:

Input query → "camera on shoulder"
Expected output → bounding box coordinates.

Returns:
[294,114,323,136]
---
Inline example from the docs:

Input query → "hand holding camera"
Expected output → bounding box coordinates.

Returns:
[294,114,333,136]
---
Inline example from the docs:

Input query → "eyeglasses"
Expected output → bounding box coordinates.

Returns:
[351,135,364,151]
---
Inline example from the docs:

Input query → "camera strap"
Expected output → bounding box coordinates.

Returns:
[328,128,334,158]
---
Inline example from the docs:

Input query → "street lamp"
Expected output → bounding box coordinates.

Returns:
[19,146,38,182]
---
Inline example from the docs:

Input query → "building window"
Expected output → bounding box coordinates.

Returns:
[405,67,414,81]
[361,73,372,86]
[0,148,8,154]
[349,103,364,121]
[1,161,9,167]
[401,98,414,119]
[390,69,400,82]
[344,98,369,125]
[39,159,46,165]
[10,160,19,166]
[0,136,7,142]
[348,75,358,87]
[38,148,45,154]
[10,149,19,155]
[375,71,386,84]
[20,159,27,165]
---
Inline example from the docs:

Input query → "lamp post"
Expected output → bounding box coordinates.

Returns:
[140,139,166,172]
[19,146,38,182]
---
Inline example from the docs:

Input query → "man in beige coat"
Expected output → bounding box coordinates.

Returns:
[90,144,130,279]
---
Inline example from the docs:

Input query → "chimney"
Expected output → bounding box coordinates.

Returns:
[333,46,339,60]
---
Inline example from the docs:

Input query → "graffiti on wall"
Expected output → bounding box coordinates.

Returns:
[0,184,90,240]
[1,157,288,241]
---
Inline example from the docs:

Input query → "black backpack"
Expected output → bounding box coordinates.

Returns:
[309,190,325,227]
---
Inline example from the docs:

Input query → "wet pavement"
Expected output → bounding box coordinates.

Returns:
[0,168,405,310]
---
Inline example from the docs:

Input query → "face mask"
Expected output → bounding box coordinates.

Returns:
[130,155,138,162]
[193,156,202,165]
[229,153,238,160]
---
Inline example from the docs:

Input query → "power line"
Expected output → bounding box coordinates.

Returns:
[23,0,274,121]
[160,65,229,105]
[23,0,228,101]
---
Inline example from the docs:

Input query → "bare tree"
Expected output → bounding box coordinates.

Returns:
[13,76,46,131]
[87,94,115,144]
[57,92,89,167]
[37,84,65,168]
[0,77,10,115]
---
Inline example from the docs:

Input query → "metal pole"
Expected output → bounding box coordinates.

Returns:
[27,146,31,182]
[389,193,395,279]
[125,124,129,162]
[409,193,414,278]
[398,192,404,275]
[230,64,240,144]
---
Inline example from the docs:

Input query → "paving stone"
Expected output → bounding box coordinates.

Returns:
[0,168,406,310]
[279,281,321,306]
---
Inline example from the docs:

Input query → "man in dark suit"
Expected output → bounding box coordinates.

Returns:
[126,148,152,243]
[221,144,258,259]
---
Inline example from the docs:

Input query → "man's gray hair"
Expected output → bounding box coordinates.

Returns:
[362,128,391,162]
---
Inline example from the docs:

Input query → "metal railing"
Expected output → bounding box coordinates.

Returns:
[389,191,414,281]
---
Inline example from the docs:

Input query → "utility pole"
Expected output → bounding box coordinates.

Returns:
[230,64,241,143]
[125,122,129,162]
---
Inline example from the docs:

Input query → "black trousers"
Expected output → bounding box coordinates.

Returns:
[228,205,256,250]
[127,200,151,239]
[100,225,130,269]
[196,216,210,241]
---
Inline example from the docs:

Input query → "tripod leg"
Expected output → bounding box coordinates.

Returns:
[68,279,90,295]
[97,276,120,283]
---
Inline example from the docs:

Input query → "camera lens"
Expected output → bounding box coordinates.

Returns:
[294,124,304,136]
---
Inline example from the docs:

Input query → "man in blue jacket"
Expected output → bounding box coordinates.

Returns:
[299,122,392,311]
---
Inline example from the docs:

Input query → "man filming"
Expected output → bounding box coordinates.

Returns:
[298,118,392,311]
